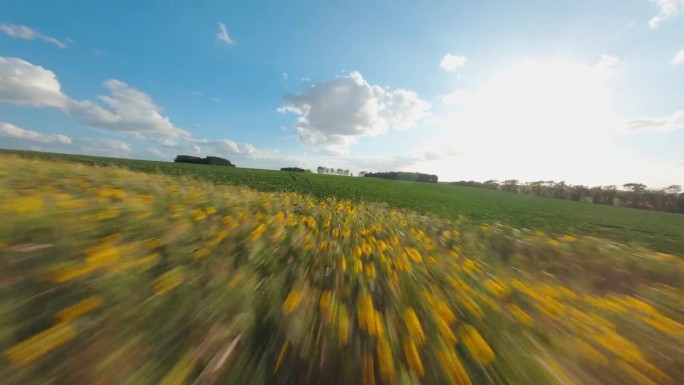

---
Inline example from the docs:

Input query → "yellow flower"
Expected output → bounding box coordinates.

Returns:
[55,296,103,322]
[85,245,120,269]
[283,289,304,314]
[403,339,424,377]
[507,304,533,326]
[339,258,347,272]
[154,268,184,295]
[404,308,426,344]
[190,209,206,221]
[250,223,267,241]
[332,228,340,238]
[354,246,363,258]
[405,247,423,262]
[4,323,77,367]
[459,325,495,365]
[437,347,472,385]
[562,234,577,242]
[376,337,396,383]
[353,258,363,274]
[362,243,372,257]
[365,263,377,279]
[436,316,457,344]
[204,206,217,215]
[547,239,560,247]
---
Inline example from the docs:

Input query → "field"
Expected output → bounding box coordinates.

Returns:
[0,153,683,385]
[2,149,683,255]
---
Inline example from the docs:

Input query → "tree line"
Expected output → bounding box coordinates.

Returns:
[451,179,684,214]
[317,166,353,176]
[174,155,236,167]
[364,171,438,183]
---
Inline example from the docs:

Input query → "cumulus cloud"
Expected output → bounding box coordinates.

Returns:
[216,22,234,44]
[439,54,467,71]
[648,0,683,28]
[672,50,684,64]
[0,56,189,140]
[278,71,430,153]
[0,57,69,107]
[0,56,270,164]
[0,122,72,144]
[625,110,684,133]
[0,23,66,48]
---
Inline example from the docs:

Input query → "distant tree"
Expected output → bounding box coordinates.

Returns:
[174,155,235,167]
[623,183,647,207]
[483,180,499,190]
[665,185,682,194]
[280,167,306,172]
[317,166,325,174]
[501,179,519,193]
[358,171,367,177]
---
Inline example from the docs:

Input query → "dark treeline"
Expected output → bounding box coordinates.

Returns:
[365,171,438,183]
[280,167,309,172]
[451,179,684,214]
[317,166,353,176]
[174,155,235,167]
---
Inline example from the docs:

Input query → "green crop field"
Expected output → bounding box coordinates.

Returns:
[2,148,682,254]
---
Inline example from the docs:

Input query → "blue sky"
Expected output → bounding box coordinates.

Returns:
[1,0,683,187]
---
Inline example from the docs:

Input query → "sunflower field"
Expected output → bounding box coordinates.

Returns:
[0,155,682,385]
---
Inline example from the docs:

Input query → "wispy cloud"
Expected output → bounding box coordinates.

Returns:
[672,50,684,64]
[648,0,683,28]
[216,22,234,44]
[0,23,66,48]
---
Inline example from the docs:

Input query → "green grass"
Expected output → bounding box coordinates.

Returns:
[2,148,683,254]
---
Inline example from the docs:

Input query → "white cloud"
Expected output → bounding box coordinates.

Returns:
[216,22,234,44]
[74,79,191,140]
[648,0,683,28]
[672,50,684,64]
[440,89,470,105]
[0,23,66,48]
[0,56,271,165]
[0,56,189,140]
[625,110,684,133]
[0,122,71,144]
[0,57,69,107]
[278,71,430,154]
[439,54,467,71]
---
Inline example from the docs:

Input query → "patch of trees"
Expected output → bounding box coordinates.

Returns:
[174,155,236,167]
[280,167,308,172]
[364,171,438,183]
[450,179,684,214]
[317,166,353,176]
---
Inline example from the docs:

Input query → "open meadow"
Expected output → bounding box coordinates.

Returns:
[0,152,683,384]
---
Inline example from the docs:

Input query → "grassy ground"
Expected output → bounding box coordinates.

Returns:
[1,155,682,385]
[2,148,682,254]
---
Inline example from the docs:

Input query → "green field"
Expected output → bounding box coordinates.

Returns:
[2,148,683,254]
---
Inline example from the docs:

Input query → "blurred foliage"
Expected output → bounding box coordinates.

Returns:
[0,155,683,384]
